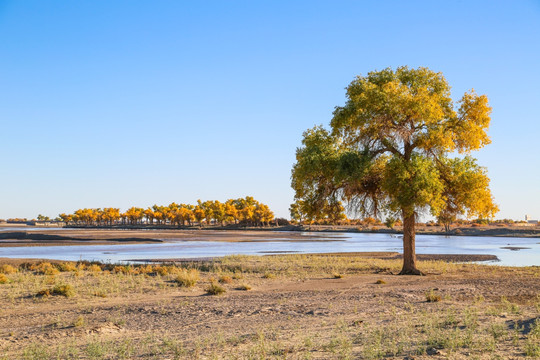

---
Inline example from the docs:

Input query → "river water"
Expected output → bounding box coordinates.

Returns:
[0,230,538,266]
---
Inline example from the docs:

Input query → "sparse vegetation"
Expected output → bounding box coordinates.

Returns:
[0,274,8,284]
[426,289,442,302]
[262,272,275,279]
[73,315,85,328]
[175,269,199,287]
[218,275,233,284]
[206,281,226,295]
[0,264,17,274]
[0,255,538,359]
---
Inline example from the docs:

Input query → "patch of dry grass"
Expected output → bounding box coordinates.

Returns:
[206,281,226,295]
[0,264,17,274]
[0,255,538,359]
[174,269,199,288]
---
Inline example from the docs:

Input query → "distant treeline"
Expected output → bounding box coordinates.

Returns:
[58,197,275,227]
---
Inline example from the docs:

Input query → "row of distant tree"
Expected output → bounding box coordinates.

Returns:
[53,197,275,227]
[288,199,531,229]
[0,213,532,228]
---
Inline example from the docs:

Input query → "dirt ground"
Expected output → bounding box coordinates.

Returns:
[0,255,539,359]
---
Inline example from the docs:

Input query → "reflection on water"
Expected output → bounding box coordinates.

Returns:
[0,232,538,267]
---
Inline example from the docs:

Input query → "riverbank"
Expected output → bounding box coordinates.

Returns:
[0,254,538,359]
[0,229,340,247]
[294,224,540,238]
[1,225,539,249]
[129,252,499,264]
[6,221,540,237]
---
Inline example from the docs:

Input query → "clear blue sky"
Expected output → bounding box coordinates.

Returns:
[1,1,539,220]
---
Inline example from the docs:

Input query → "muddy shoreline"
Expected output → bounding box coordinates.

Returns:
[0,225,539,249]
[0,229,343,247]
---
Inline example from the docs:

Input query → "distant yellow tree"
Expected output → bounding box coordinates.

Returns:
[225,200,239,224]
[193,205,205,226]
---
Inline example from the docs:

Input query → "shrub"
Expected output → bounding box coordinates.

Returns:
[236,284,252,291]
[113,265,131,275]
[0,273,8,284]
[274,218,290,226]
[34,262,59,275]
[59,262,77,272]
[232,271,244,280]
[175,269,199,287]
[0,264,17,274]
[88,264,102,273]
[36,289,51,297]
[426,289,441,302]
[52,284,75,297]
[73,316,85,327]
[154,265,169,276]
[219,275,233,284]
[262,272,275,279]
[137,265,154,275]
[206,282,226,295]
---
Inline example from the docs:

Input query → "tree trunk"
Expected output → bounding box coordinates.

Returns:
[444,222,450,233]
[399,211,423,275]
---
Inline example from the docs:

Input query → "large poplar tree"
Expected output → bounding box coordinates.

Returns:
[291,66,498,275]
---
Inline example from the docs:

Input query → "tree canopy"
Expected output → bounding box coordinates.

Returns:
[58,197,275,228]
[291,66,498,274]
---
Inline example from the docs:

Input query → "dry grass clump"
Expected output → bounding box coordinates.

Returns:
[136,264,154,275]
[73,315,85,328]
[206,282,226,295]
[0,264,17,274]
[36,288,51,297]
[525,319,540,357]
[32,262,60,276]
[154,265,169,276]
[426,289,442,302]
[88,264,103,273]
[375,279,386,284]
[59,262,78,272]
[236,284,252,291]
[232,271,244,280]
[37,284,75,298]
[175,269,200,288]
[219,275,233,284]
[262,272,275,279]
[112,265,132,275]
[0,273,8,284]
[333,273,344,279]
[52,284,75,297]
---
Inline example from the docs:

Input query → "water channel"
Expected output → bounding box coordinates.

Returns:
[0,230,538,266]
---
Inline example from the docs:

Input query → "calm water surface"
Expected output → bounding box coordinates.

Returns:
[0,231,539,266]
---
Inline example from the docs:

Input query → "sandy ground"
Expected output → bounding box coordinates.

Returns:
[0,255,538,359]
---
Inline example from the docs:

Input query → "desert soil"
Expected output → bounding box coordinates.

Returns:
[0,255,538,359]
